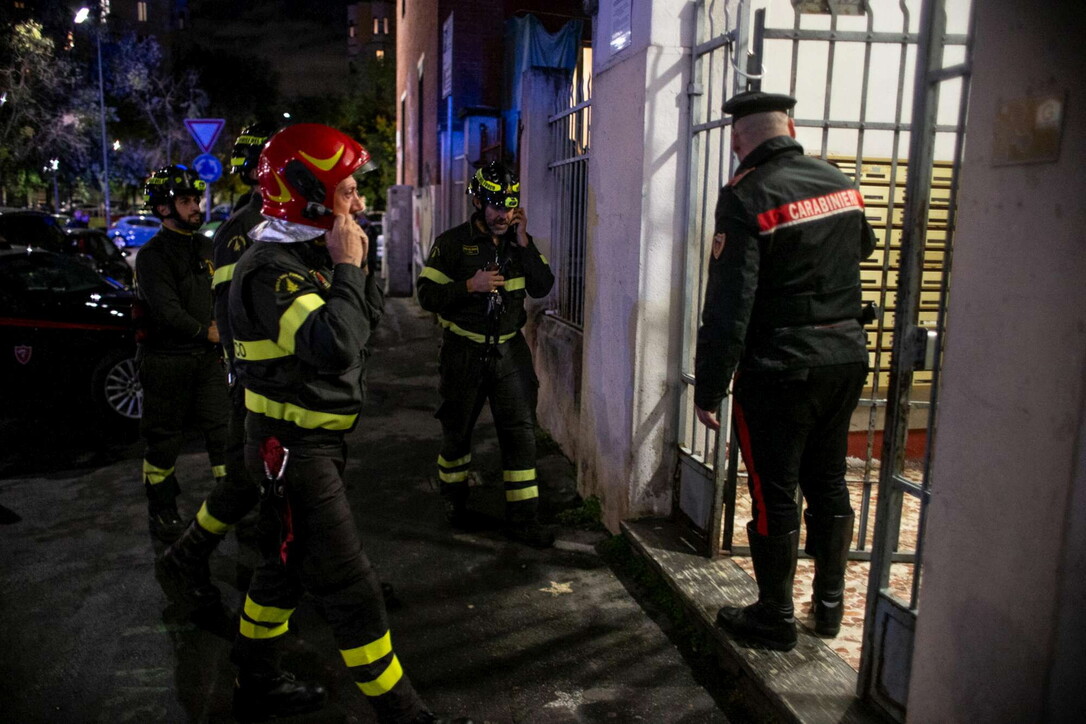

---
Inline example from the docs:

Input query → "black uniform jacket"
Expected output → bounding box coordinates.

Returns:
[135,225,216,354]
[229,239,376,443]
[211,191,264,361]
[416,213,554,343]
[694,136,877,411]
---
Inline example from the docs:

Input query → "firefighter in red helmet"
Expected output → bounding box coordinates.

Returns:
[226,124,472,724]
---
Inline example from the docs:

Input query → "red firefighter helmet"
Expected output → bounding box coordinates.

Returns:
[257,124,376,230]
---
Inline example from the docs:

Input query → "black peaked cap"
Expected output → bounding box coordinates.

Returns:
[723,91,797,119]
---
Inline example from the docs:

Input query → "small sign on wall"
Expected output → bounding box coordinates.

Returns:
[610,0,631,53]
[992,93,1065,166]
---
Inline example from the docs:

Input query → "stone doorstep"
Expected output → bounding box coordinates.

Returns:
[622,518,889,724]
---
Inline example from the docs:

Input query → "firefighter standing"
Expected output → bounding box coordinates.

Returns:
[136,166,229,544]
[228,124,467,724]
[694,92,877,651]
[155,125,274,608]
[416,162,556,548]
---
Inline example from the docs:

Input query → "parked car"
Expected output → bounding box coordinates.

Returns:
[199,219,222,239]
[107,215,162,249]
[0,209,68,254]
[0,242,142,424]
[62,228,134,289]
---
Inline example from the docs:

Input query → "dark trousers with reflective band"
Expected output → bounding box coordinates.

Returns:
[138,348,228,505]
[195,379,259,535]
[436,332,539,520]
[232,440,423,722]
[732,362,866,537]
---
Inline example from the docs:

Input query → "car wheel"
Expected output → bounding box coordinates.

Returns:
[92,350,143,421]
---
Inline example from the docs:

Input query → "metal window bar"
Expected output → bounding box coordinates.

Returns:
[677,0,967,561]
[547,60,592,329]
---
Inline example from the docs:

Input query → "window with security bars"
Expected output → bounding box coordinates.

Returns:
[547,46,592,328]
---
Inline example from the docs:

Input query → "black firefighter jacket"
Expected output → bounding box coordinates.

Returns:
[134,226,217,354]
[228,239,382,444]
[416,213,554,344]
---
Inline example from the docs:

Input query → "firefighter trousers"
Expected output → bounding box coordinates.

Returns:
[192,379,260,536]
[138,348,228,507]
[732,362,866,537]
[232,439,424,722]
[435,332,540,521]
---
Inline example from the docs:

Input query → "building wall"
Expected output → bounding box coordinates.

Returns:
[907,1,1086,720]
[396,0,439,187]
[348,1,396,62]
[578,1,693,531]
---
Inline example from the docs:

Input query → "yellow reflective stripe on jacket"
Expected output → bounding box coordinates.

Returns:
[211,464,226,478]
[340,631,393,668]
[142,460,175,485]
[244,596,295,623]
[233,338,290,361]
[278,293,325,353]
[438,453,471,468]
[420,266,454,285]
[245,390,357,431]
[437,315,516,344]
[356,655,404,697]
[504,276,526,292]
[212,263,235,288]
[196,501,231,536]
[506,486,539,502]
[239,619,289,640]
[503,469,536,482]
[540,254,549,265]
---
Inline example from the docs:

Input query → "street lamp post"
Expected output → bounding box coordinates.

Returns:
[75,7,110,225]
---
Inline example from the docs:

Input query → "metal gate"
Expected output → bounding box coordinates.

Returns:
[676,0,973,719]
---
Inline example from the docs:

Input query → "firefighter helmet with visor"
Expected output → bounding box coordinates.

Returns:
[468,162,519,209]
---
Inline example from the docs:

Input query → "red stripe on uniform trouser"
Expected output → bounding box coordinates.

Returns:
[732,398,769,537]
[279,498,294,565]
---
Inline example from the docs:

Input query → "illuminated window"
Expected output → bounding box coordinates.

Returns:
[376,49,385,60]
[349,22,356,38]
[384,17,389,34]
[14,1,26,8]
[137,1,147,22]
[374,18,379,34]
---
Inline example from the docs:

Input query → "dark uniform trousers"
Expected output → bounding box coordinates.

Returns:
[139,348,228,506]
[233,439,423,721]
[732,362,866,537]
[436,331,540,520]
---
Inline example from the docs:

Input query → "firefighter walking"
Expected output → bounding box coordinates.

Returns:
[227,123,470,723]
[416,162,555,548]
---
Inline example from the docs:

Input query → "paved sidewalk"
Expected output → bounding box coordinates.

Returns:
[0,298,730,723]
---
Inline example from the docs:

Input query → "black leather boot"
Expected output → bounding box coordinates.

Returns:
[716,523,799,651]
[232,670,327,722]
[146,475,185,543]
[804,511,854,637]
[155,519,224,609]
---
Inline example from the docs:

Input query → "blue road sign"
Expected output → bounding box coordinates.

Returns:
[184,118,225,153]
[193,153,223,183]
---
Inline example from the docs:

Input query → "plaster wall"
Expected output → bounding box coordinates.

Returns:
[906,1,1086,720]
[580,1,692,531]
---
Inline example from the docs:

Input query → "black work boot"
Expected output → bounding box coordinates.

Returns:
[804,511,855,637]
[155,519,224,609]
[504,498,554,549]
[232,670,327,722]
[716,523,799,651]
[442,482,472,529]
[146,475,186,543]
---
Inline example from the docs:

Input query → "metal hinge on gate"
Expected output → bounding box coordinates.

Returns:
[687,82,703,96]
[905,326,940,371]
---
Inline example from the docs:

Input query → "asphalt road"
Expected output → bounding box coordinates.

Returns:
[0,297,732,723]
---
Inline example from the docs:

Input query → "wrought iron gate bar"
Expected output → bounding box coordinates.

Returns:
[761,28,967,44]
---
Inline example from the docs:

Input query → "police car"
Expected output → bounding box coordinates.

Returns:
[0,242,142,424]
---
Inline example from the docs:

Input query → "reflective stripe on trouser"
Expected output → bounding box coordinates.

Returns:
[196,381,259,536]
[139,348,229,488]
[435,333,539,521]
[731,363,866,537]
[231,440,424,719]
[436,453,471,501]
